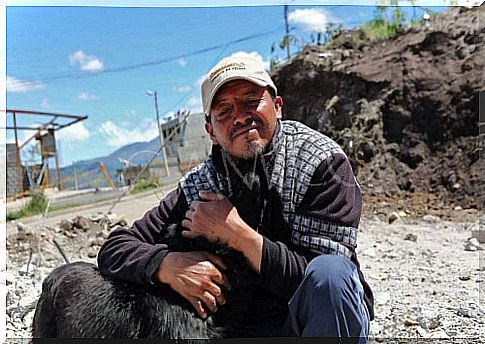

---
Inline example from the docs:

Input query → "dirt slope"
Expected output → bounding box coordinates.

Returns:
[272,6,483,212]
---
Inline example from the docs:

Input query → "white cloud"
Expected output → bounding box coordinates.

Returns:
[176,58,187,67]
[288,8,334,32]
[99,118,159,147]
[69,50,104,72]
[41,97,50,109]
[173,85,192,93]
[6,76,45,92]
[56,122,91,143]
[77,92,100,101]
[226,51,271,70]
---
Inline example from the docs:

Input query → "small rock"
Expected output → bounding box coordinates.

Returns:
[464,237,481,251]
[88,250,98,258]
[416,310,442,330]
[428,330,449,338]
[458,275,471,281]
[90,237,105,247]
[17,222,28,232]
[416,326,428,337]
[73,216,93,231]
[388,212,401,224]
[404,233,418,242]
[404,317,419,326]
[454,205,463,210]
[59,220,73,232]
[89,212,105,222]
[423,214,440,223]
[457,305,479,318]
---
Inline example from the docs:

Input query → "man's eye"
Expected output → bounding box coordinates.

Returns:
[245,98,261,106]
[216,109,231,119]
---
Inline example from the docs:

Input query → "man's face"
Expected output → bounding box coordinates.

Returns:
[205,80,283,159]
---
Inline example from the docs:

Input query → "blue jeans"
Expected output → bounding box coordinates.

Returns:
[243,255,370,342]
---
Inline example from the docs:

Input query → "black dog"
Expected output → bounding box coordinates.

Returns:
[32,167,265,339]
[31,222,259,339]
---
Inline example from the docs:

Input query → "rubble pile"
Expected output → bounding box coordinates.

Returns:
[5,213,127,338]
[272,6,483,211]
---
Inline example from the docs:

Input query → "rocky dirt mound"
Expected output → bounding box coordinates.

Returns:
[272,6,483,211]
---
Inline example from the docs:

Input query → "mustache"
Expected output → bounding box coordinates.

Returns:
[229,116,265,141]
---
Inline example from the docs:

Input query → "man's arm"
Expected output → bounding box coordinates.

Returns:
[97,186,230,318]
[259,153,362,300]
[97,187,187,285]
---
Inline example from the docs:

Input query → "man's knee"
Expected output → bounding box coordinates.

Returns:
[288,255,369,338]
[303,255,358,299]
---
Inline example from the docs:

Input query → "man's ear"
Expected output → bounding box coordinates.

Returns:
[205,122,219,145]
[274,96,283,119]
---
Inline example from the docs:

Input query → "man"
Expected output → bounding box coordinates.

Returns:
[98,55,374,340]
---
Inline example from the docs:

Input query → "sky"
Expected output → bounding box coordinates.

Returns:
[4,0,471,167]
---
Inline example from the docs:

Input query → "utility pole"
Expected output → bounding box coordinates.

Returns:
[284,4,291,60]
[72,162,79,190]
[147,90,170,177]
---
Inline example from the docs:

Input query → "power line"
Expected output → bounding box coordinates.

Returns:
[17,27,283,84]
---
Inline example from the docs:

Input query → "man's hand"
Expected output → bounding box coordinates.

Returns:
[155,251,229,319]
[181,191,243,246]
[181,191,264,272]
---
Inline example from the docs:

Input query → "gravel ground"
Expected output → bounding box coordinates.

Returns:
[357,215,483,342]
[4,210,483,341]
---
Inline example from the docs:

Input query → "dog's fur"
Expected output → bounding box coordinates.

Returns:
[31,223,259,339]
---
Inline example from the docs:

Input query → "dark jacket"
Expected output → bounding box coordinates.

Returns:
[97,120,374,322]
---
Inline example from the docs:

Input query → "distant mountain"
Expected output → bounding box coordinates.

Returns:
[55,136,163,189]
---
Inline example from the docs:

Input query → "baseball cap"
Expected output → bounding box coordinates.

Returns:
[201,56,278,118]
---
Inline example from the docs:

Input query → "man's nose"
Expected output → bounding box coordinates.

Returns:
[233,103,253,126]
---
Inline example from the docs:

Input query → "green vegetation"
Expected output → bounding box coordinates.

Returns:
[7,190,49,221]
[361,5,406,41]
[270,1,438,65]
[129,179,160,195]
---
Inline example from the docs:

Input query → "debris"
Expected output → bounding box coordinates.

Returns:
[420,314,442,330]
[404,233,418,242]
[73,216,94,231]
[53,238,70,264]
[423,215,440,223]
[17,222,28,232]
[464,237,481,251]
[59,220,73,232]
[388,212,401,224]
[404,317,419,326]
[88,212,105,222]
[428,330,449,338]
[416,326,428,337]
[87,249,98,258]
[457,303,480,318]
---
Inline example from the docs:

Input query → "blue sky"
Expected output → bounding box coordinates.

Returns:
[4,0,462,167]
